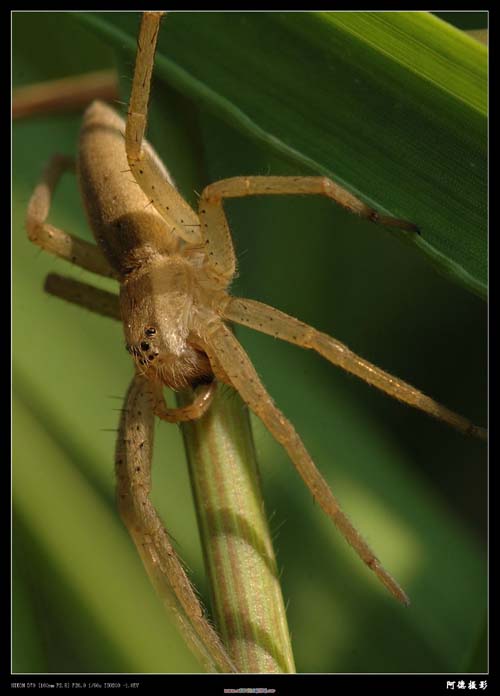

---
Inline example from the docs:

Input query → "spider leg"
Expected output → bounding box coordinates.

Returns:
[222,297,487,441]
[152,380,217,423]
[26,154,118,278]
[13,69,118,120]
[197,175,419,284]
[125,12,201,244]
[115,374,237,672]
[204,321,410,606]
[44,273,121,320]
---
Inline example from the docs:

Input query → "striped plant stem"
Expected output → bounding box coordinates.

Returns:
[179,383,295,673]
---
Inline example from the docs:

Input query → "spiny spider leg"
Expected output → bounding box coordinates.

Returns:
[125,11,201,244]
[116,374,237,673]
[198,175,419,285]
[44,273,121,320]
[26,154,117,278]
[152,379,217,423]
[204,321,410,606]
[222,296,487,440]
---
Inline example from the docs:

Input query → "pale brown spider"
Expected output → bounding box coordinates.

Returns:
[25,11,486,672]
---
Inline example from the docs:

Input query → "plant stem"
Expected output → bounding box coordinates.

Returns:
[179,383,295,673]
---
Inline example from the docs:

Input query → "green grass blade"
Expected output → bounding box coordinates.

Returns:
[77,11,487,297]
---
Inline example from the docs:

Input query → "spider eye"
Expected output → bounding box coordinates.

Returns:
[145,327,156,336]
[140,341,150,351]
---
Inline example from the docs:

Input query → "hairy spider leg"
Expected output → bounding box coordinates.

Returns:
[45,272,121,320]
[152,380,217,423]
[116,374,237,673]
[204,321,410,606]
[26,154,118,278]
[197,175,419,286]
[125,11,201,244]
[222,297,487,440]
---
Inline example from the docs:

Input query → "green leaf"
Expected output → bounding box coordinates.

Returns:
[78,11,487,297]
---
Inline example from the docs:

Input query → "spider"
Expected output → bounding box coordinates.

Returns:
[23,11,486,672]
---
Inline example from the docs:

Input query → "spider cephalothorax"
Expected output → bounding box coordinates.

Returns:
[125,330,213,390]
[119,256,217,390]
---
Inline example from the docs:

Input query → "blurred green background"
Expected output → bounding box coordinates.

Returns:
[12,12,487,673]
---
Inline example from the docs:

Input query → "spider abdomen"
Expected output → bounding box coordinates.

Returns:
[78,100,181,276]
